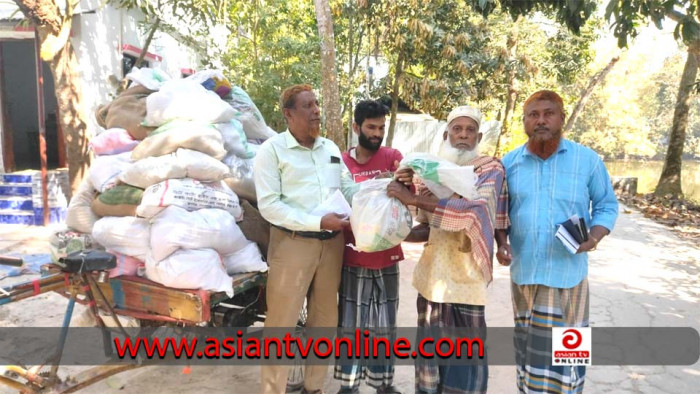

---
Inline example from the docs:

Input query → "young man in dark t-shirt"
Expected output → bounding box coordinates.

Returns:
[334,100,403,394]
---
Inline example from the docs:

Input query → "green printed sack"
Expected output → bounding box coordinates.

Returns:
[399,153,478,199]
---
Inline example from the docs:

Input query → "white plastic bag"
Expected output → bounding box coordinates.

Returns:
[130,120,226,161]
[126,66,171,91]
[150,206,248,262]
[92,217,151,261]
[215,119,255,159]
[223,242,267,275]
[145,248,233,296]
[120,148,230,189]
[66,176,100,234]
[143,79,235,127]
[225,87,275,140]
[399,153,479,200]
[89,152,132,192]
[350,178,412,252]
[222,154,256,202]
[137,178,243,220]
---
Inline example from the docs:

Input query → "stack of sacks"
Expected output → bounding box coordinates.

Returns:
[63,85,152,276]
[124,70,272,296]
[62,68,271,296]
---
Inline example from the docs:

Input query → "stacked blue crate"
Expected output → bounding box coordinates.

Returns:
[0,170,68,225]
[0,172,36,224]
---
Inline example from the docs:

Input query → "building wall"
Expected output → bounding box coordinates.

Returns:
[70,2,201,139]
[1,1,203,171]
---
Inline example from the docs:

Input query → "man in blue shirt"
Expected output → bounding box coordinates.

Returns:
[496,90,618,393]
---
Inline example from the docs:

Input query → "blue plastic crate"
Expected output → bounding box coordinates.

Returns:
[0,185,33,196]
[0,213,36,225]
[33,207,67,225]
[2,174,33,183]
[0,197,33,211]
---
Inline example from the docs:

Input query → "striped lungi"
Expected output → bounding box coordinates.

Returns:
[334,264,400,390]
[415,294,488,394]
[511,278,589,393]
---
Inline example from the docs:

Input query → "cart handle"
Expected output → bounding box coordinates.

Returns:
[0,256,23,267]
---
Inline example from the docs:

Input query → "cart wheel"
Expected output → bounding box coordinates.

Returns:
[285,300,307,392]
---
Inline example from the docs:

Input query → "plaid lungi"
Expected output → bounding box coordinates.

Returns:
[334,264,400,389]
[511,278,589,393]
[415,294,488,394]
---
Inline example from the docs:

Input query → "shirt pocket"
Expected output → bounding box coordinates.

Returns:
[553,169,590,207]
[323,162,341,189]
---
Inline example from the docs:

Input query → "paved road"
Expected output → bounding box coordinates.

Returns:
[1,202,698,393]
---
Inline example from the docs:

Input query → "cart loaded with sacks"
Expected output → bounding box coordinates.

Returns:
[0,251,305,393]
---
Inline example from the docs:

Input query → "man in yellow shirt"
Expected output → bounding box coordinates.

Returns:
[388,105,509,393]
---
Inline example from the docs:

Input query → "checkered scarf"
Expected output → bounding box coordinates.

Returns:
[429,156,509,284]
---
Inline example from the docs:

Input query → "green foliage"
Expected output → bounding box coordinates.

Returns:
[222,0,321,131]
[567,49,700,160]
[471,0,597,34]
[605,0,700,46]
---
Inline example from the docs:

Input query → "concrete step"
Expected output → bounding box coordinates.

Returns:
[0,196,33,211]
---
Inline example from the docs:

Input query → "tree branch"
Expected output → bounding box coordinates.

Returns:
[666,9,687,23]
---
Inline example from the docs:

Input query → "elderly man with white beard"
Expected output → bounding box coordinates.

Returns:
[388,105,509,394]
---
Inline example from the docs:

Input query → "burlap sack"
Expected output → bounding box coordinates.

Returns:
[91,200,138,217]
[95,85,156,140]
[236,199,270,259]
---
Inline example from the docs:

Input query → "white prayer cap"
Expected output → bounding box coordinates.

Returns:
[446,105,482,128]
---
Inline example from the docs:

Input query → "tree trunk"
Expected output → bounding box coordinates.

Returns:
[493,18,521,157]
[313,0,344,150]
[386,51,404,148]
[654,46,698,198]
[14,0,91,196]
[493,86,517,157]
[564,55,620,132]
[47,36,90,197]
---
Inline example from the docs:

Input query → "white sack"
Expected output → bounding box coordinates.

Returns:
[150,206,248,262]
[399,153,479,200]
[143,79,235,126]
[66,176,100,234]
[92,217,150,260]
[130,120,226,161]
[222,154,256,202]
[137,178,243,220]
[145,248,233,297]
[214,119,255,159]
[120,148,230,189]
[350,178,412,252]
[89,152,132,192]
[126,66,171,91]
[225,86,275,140]
[223,242,268,275]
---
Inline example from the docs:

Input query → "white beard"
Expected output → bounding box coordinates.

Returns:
[437,140,479,166]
